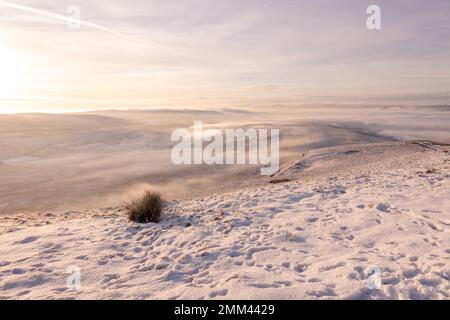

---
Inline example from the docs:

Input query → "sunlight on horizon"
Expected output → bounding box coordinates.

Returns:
[0,45,27,100]
[0,0,449,113]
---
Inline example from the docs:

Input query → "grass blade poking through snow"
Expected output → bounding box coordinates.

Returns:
[125,190,162,223]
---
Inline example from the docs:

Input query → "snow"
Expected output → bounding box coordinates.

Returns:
[0,141,449,299]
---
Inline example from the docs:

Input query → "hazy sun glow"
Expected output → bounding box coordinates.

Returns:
[0,46,27,99]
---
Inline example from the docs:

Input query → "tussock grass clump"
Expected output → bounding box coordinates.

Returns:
[125,190,162,223]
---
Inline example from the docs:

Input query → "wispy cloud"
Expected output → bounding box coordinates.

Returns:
[0,0,123,35]
[0,0,449,112]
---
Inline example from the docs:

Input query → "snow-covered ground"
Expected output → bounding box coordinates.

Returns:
[0,141,449,299]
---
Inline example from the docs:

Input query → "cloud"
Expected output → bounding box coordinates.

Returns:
[0,0,123,35]
[0,0,449,111]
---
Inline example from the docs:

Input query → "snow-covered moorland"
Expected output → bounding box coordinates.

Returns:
[0,141,449,299]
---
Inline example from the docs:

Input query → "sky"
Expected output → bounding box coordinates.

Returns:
[0,0,449,113]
